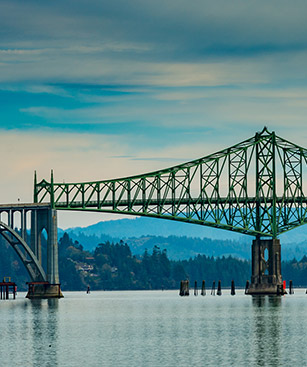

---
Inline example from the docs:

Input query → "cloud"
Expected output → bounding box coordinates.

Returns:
[1,0,307,229]
[1,0,307,85]
[2,1,307,49]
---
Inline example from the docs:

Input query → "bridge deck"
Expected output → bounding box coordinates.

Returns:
[0,203,51,211]
[53,196,307,208]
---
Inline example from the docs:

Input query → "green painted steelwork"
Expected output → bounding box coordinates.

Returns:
[34,127,307,238]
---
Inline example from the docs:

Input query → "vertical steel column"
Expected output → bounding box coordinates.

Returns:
[66,184,69,206]
[157,175,161,214]
[34,171,38,203]
[127,181,131,211]
[50,170,55,208]
[112,181,116,210]
[186,168,190,218]
[200,163,203,220]
[255,132,261,234]
[172,172,175,216]
[142,178,146,212]
[97,183,101,209]
[255,132,262,285]
[272,131,277,239]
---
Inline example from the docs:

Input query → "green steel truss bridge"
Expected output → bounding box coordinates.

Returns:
[35,127,307,239]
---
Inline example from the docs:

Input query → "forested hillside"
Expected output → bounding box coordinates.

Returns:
[67,231,307,261]
[0,233,306,291]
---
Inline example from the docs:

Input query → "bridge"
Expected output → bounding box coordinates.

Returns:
[1,127,306,296]
[0,203,61,297]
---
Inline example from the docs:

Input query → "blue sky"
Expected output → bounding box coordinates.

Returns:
[1,0,307,228]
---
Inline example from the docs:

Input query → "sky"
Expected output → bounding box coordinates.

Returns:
[1,0,307,229]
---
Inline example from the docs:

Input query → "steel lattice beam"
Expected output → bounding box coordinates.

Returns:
[34,127,307,238]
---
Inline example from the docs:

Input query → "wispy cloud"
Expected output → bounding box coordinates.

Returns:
[1,0,307,227]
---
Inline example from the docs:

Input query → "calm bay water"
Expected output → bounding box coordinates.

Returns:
[0,290,306,367]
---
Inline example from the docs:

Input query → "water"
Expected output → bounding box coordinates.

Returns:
[0,290,306,367]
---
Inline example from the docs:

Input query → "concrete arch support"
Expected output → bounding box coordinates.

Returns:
[0,220,46,282]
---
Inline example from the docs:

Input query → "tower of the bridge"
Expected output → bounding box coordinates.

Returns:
[248,129,283,295]
[28,170,63,298]
[30,208,60,284]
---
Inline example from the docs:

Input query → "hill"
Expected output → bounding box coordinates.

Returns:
[62,217,307,260]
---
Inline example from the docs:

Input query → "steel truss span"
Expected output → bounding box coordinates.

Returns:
[34,127,307,238]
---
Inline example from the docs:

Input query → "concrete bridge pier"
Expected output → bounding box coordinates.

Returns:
[247,238,284,295]
[27,208,63,299]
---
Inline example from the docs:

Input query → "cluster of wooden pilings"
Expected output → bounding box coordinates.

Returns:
[179,279,301,296]
[180,280,238,296]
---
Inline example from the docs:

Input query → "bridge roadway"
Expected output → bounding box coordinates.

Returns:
[2,196,305,213]
[0,203,51,211]
[53,196,307,208]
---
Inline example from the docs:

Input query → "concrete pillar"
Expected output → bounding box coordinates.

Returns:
[31,209,42,264]
[47,209,59,284]
[248,238,284,295]
[27,206,63,299]
[30,208,59,284]
[21,209,27,241]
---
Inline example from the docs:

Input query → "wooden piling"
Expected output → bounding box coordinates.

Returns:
[289,280,294,294]
[179,280,190,296]
[217,280,222,296]
[211,280,216,295]
[201,280,206,296]
[245,280,250,295]
[194,281,198,296]
[231,280,235,295]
